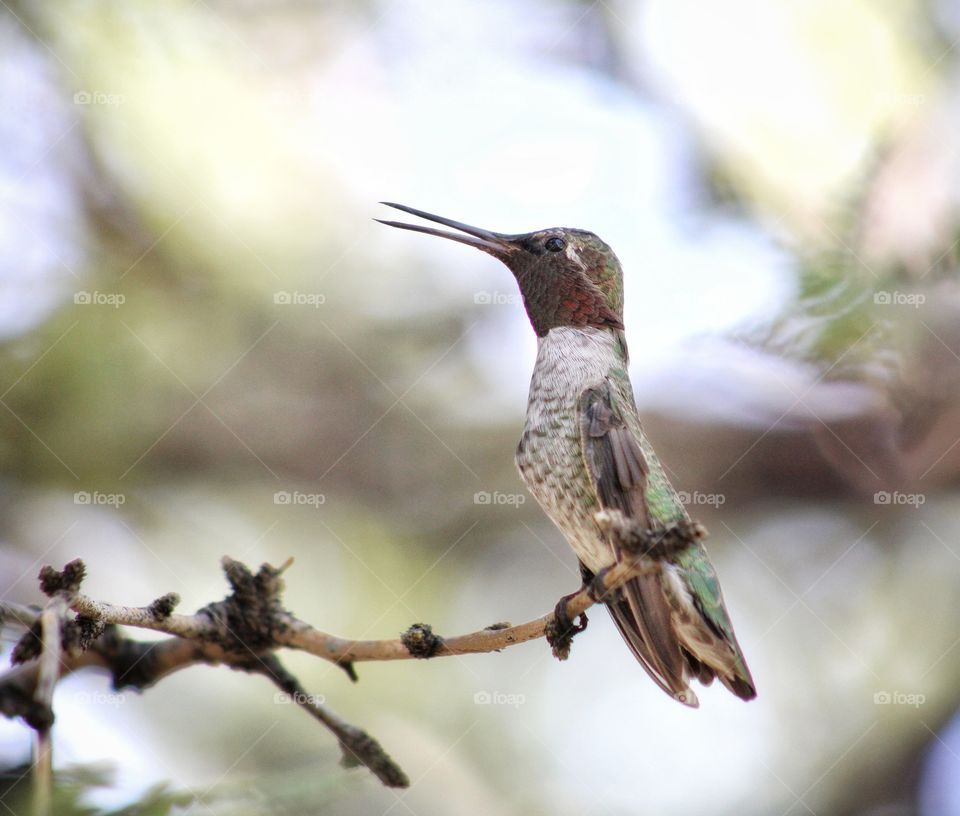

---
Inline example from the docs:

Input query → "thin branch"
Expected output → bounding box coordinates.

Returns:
[70,594,188,635]
[63,525,669,667]
[251,654,409,788]
[274,552,646,663]
[32,596,66,816]
[0,511,702,790]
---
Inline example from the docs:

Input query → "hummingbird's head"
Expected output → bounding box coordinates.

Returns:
[377,203,624,337]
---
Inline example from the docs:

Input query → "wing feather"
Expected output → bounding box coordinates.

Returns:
[579,383,696,706]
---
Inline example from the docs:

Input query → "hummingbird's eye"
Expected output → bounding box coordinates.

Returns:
[544,236,565,252]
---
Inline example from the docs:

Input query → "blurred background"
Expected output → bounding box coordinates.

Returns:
[2,0,960,813]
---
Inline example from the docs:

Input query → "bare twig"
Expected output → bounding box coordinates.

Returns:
[0,513,701,791]
[63,548,659,666]
[251,654,409,788]
[31,600,62,816]
[32,578,72,816]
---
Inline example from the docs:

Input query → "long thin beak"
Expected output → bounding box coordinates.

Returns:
[376,202,516,256]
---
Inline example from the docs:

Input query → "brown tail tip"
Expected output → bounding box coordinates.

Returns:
[725,675,757,701]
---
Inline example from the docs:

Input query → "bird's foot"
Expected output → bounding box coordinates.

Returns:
[545,593,588,661]
[595,510,707,559]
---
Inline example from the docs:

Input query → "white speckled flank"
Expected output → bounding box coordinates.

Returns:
[515,326,622,573]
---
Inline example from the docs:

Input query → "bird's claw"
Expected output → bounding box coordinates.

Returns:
[545,594,588,661]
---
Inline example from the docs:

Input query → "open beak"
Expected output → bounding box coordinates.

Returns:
[376,202,516,258]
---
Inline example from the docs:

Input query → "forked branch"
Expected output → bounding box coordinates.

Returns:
[0,509,700,795]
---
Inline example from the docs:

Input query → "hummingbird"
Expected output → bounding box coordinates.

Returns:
[377,203,756,706]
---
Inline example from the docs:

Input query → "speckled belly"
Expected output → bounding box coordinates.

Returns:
[515,421,612,573]
[514,327,621,574]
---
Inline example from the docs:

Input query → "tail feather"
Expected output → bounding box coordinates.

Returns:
[581,561,756,705]
[681,648,716,687]
[677,649,756,701]
[606,572,699,708]
[671,585,758,702]
[717,666,757,701]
